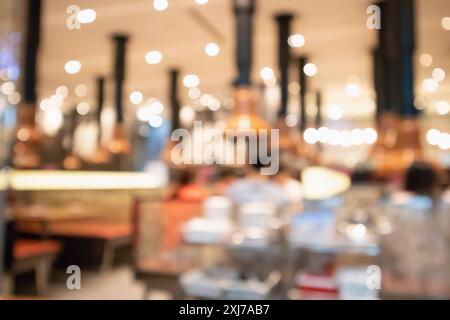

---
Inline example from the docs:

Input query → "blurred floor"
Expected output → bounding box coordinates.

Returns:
[47,267,155,300]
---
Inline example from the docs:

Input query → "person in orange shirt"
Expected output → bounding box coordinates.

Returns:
[175,170,209,203]
[161,169,208,250]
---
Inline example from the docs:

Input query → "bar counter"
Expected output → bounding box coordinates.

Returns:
[2,170,167,224]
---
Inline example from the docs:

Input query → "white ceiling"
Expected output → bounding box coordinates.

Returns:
[34,0,450,118]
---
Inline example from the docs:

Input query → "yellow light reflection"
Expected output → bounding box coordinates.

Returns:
[0,171,166,191]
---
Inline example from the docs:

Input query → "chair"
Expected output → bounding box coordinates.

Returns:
[12,239,62,295]
[16,219,131,271]
[131,198,202,299]
[5,220,62,296]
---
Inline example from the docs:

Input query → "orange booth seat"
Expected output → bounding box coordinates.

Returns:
[16,220,132,271]
[132,198,203,299]
[11,239,63,296]
[17,221,131,240]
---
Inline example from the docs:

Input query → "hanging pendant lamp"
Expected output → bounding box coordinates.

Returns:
[227,0,270,134]
[108,34,131,156]
[91,77,111,165]
[13,0,42,169]
[63,108,82,170]
[371,0,423,178]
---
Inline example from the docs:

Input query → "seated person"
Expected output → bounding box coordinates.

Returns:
[213,167,240,196]
[171,169,209,202]
[272,165,303,210]
[226,162,289,207]
[403,161,442,198]
[3,217,15,272]
[381,161,450,298]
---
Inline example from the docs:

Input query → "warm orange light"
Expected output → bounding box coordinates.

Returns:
[90,146,111,165]
[226,87,271,133]
[63,154,82,170]
[108,124,131,155]
[372,113,424,178]
[13,103,41,169]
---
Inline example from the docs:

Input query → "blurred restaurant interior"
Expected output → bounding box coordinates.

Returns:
[0,0,449,300]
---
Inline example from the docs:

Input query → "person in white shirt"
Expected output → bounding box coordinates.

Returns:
[272,165,303,212]
[381,161,450,299]
[226,163,289,207]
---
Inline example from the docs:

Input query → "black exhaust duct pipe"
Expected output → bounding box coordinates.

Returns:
[96,77,105,141]
[13,0,42,169]
[169,69,181,131]
[112,34,129,123]
[108,34,131,157]
[298,56,308,132]
[275,14,293,119]
[23,0,41,104]
[385,0,416,117]
[233,0,255,87]
[373,1,390,120]
[315,91,322,129]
